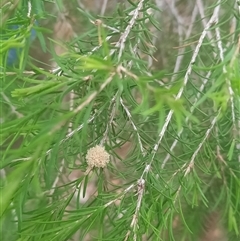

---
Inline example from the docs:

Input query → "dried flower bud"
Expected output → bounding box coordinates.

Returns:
[94,19,102,26]
[86,145,110,169]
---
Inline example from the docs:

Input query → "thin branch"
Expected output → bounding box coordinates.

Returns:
[49,54,75,197]
[215,18,237,148]
[128,41,140,69]
[172,108,221,203]
[161,3,232,169]
[161,71,212,169]
[48,158,65,196]
[110,0,145,61]
[6,24,124,164]
[73,72,116,114]
[184,108,221,176]
[4,67,62,76]
[27,0,32,18]
[230,36,240,163]
[163,0,186,35]
[45,113,98,156]
[72,182,136,223]
[100,0,109,16]
[120,97,145,157]
[196,0,215,41]
[4,19,119,77]
[103,183,136,208]
[124,179,145,241]
[1,92,23,118]
[100,92,118,145]
[145,2,198,89]
[216,145,238,180]
[131,3,222,223]
[185,4,199,39]
[236,0,240,14]
[76,0,86,10]
[10,112,99,165]
[141,1,221,179]
[90,19,120,34]
[170,3,199,83]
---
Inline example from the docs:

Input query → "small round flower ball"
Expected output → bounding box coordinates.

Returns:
[86,145,110,169]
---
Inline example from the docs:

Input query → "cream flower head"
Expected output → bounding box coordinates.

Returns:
[86,145,110,169]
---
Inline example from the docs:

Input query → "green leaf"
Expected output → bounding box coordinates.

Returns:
[79,56,114,71]
[227,139,235,161]
[0,160,32,218]
[11,81,67,97]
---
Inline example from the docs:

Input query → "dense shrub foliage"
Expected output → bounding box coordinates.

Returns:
[1,0,240,240]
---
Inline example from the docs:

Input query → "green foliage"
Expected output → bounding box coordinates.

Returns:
[1,0,240,241]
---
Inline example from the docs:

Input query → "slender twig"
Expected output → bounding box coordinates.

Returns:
[1,92,23,118]
[4,67,62,76]
[4,18,119,77]
[48,158,65,196]
[161,1,227,169]
[154,0,165,10]
[186,4,199,38]
[76,0,86,9]
[236,0,240,14]
[170,3,199,83]
[162,0,186,35]
[88,17,120,56]
[46,9,98,192]
[141,2,221,179]
[46,69,121,175]
[110,0,145,61]
[161,71,211,169]
[100,0,109,16]
[73,72,116,114]
[100,92,118,145]
[124,179,145,241]
[11,112,99,165]
[128,41,140,69]
[172,108,221,203]
[72,182,136,222]
[49,63,75,197]
[113,16,149,237]
[230,36,240,163]
[7,19,124,164]
[46,113,98,156]
[90,19,120,34]
[122,4,222,232]
[27,0,32,18]
[215,18,237,151]
[120,97,145,157]
[56,182,135,237]
[184,109,221,176]
[103,183,136,208]
[215,27,226,72]
[174,104,218,177]
[196,0,215,41]
[146,2,198,88]
[216,145,238,180]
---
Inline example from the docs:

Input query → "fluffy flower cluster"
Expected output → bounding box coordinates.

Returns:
[86,145,110,168]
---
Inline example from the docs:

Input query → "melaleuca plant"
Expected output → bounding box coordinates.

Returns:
[1,0,240,241]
